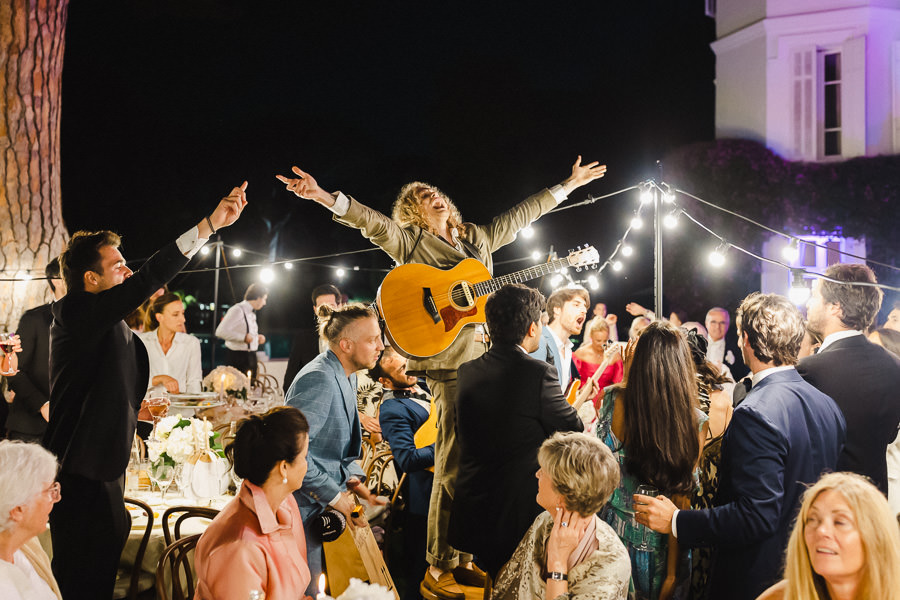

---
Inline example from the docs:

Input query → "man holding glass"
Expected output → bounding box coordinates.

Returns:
[44,182,247,599]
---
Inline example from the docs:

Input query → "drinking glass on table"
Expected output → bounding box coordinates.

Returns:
[149,461,175,504]
[145,394,169,440]
[0,333,20,376]
[634,484,659,551]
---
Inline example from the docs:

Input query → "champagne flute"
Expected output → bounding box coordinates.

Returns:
[150,462,175,504]
[0,333,18,376]
[145,395,169,440]
[634,484,659,551]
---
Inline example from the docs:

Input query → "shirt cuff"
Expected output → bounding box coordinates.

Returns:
[671,509,680,538]
[327,192,351,217]
[328,492,343,507]
[549,184,568,204]
[176,226,209,259]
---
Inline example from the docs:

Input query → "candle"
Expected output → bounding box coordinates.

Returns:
[317,574,327,600]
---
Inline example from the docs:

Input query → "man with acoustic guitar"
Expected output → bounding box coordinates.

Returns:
[277,156,606,599]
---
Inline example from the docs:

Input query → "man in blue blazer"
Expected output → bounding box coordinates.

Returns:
[372,346,435,600]
[635,293,846,600]
[529,287,590,392]
[285,303,385,595]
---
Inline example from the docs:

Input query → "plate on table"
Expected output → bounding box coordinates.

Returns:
[168,392,225,409]
[126,504,160,529]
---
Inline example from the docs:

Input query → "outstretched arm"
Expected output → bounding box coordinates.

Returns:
[276,167,336,207]
[559,155,607,195]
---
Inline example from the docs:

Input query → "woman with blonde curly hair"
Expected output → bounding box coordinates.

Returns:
[757,471,900,600]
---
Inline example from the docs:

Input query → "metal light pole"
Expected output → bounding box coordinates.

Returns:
[211,239,221,366]
[653,184,663,319]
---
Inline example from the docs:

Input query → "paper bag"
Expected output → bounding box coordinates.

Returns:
[323,524,399,599]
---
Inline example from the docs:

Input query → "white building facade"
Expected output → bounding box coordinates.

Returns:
[712,0,900,161]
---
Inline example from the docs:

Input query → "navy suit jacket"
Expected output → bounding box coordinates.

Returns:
[7,303,53,436]
[286,350,365,511]
[378,391,434,516]
[677,368,846,600]
[797,334,900,494]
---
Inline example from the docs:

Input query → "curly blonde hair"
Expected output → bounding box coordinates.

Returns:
[781,472,900,600]
[391,181,468,236]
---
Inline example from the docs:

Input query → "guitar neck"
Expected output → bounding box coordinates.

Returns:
[473,258,572,297]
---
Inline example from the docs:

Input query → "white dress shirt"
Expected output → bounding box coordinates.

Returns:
[215,301,259,351]
[139,330,203,394]
[706,337,726,365]
[818,329,863,352]
[175,226,208,259]
[546,326,574,387]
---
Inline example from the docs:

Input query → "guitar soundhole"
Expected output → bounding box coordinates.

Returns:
[449,282,475,310]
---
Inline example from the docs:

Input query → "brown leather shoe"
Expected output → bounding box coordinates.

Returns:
[421,571,465,600]
[453,563,487,587]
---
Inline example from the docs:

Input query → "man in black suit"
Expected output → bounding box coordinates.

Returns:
[6,257,65,442]
[798,263,900,495]
[283,283,341,391]
[636,292,846,600]
[44,182,247,599]
[449,284,583,580]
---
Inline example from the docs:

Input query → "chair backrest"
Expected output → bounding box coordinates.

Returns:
[161,506,220,546]
[156,534,201,600]
[122,497,155,600]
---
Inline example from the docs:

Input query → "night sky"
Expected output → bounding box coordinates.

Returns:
[60,0,716,334]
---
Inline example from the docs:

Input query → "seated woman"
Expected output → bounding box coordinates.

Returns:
[194,407,311,600]
[597,321,707,600]
[139,292,202,395]
[491,431,631,600]
[0,441,62,600]
[757,471,900,600]
[572,317,624,409]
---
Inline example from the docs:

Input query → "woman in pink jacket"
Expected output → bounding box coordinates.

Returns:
[195,407,311,599]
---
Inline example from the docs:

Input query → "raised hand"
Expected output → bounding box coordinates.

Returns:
[625,302,649,317]
[561,155,607,194]
[276,166,336,206]
[547,507,592,568]
[207,181,248,233]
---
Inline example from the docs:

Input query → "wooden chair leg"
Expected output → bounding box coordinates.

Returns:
[482,570,492,600]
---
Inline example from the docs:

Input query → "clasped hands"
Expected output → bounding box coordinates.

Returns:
[333,477,387,528]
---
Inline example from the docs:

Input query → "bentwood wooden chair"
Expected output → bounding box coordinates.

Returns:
[161,506,220,546]
[156,534,201,600]
[114,497,155,600]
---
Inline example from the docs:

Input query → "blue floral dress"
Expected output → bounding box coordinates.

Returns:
[596,387,706,600]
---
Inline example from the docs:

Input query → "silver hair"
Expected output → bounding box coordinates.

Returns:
[0,441,59,533]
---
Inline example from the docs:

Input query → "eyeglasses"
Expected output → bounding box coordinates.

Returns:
[43,482,62,503]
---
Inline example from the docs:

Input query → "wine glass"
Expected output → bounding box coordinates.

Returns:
[0,333,18,376]
[145,395,169,440]
[173,463,190,500]
[634,484,659,551]
[149,461,175,504]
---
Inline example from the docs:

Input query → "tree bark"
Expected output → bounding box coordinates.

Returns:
[0,0,69,331]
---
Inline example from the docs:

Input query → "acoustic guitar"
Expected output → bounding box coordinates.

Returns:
[376,246,600,358]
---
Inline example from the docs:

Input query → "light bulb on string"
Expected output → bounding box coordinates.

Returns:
[284,262,293,270]
[789,270,811,305]
[663,209,680,229]
[550,274,564,287]
[663,190,675,204]
[200,246,211,256]
[231,248,243,258]
[336,268,346,278]
[587,275,599,290]
[782,239,800,263]
[260,266,275,284]
[521,226,535,239]
[531,250,542,261]
[612,261,623,272]
[708,242,728,267]
[639,187,652,205]
[621,245,633,257]
[630,216,643,230]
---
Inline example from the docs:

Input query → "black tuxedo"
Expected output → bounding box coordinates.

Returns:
[283,327,319,392]
[448,343,582,577]
[45,238,191,599]
[724,332,749,380]
[7,303,53,440]
[797,334,900,494]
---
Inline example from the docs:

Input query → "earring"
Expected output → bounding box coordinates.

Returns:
[282,476,288,484]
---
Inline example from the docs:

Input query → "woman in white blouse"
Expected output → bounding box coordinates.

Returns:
[0,441,62,600]
[139,292,202,395]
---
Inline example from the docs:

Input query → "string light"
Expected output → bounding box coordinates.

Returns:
[639,187,653,206]
[531,250,542,261]
[260,266,275,284]
[231,248,243,258]
[550,274,564,286]
[782,239,800,262]
[630,216,643,230]
[336,268,346,278]
[612,260,623,272]
[521,226,535,239]
[621,245,633,257]
[284,262,293,270]
[587,275,599,290]
[663,209,680,229]
[200,246,211,256]
[708,242,728,267]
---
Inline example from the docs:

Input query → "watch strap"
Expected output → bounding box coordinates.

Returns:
[547,572,568,581]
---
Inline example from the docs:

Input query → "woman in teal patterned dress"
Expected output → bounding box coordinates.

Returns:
[597,321,708,600]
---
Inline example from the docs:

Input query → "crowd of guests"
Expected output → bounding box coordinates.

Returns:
[2,161,900,600]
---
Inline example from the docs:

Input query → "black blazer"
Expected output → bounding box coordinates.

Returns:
[283,328,319,392]
[448,343,582,575]
[797,334,900,494]
[7,303,53,436]
[44,241,190,481]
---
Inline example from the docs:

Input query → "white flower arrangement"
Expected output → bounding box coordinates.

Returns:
[336,578,395,600]
[147,416,221,466]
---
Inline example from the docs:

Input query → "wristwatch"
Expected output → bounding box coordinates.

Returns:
[547,572,568,581]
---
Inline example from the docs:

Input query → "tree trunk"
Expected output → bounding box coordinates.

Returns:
[0,0,69,331]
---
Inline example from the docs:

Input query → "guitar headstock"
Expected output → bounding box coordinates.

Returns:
[566,245,600,271]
